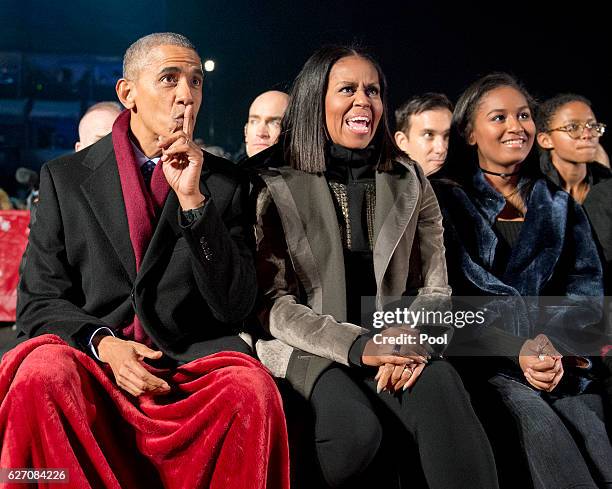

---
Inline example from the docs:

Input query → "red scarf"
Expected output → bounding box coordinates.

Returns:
[111,110,170,345]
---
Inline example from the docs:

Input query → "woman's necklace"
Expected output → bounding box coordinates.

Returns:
[480,167,520,178]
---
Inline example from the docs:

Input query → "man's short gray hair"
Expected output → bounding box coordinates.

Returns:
[123,32,198,80]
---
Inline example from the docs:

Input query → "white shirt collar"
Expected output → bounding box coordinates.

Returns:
[130,140,161,168]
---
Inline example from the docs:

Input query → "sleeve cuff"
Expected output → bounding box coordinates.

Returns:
[348,334,371,367]
[179,200,208,227]
[88,327,115,361]
[476,327,526,365]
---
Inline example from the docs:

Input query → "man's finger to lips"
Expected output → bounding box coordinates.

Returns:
[183,105,193,137]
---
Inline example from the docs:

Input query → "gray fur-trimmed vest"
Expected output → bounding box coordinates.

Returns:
[252,160,450,397]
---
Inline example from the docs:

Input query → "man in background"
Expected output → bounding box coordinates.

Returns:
[75,101,122,151]
[244,90,288,157]
[394,93,453,177]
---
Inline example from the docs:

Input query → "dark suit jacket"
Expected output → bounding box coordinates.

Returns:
[15,134,256,363]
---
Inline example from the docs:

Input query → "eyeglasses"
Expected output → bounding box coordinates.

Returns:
[547,122,606,139]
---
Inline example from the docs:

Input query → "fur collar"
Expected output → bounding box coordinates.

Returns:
[435,171,603,350]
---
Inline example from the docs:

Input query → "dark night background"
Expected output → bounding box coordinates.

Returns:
[0,0,610,195]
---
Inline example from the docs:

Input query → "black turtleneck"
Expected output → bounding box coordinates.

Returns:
[325,144,376,182]
[324,143,377,327]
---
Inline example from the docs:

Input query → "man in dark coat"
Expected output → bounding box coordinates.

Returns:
[0,32,288,489]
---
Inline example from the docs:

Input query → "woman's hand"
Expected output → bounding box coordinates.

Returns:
[361,326,430,366]
[374,360,427,393]
[519,334,563,392]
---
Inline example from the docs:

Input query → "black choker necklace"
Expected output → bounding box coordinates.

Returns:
[480,167,520,178]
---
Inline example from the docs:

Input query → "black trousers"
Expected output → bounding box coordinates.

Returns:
[308,360,499,489]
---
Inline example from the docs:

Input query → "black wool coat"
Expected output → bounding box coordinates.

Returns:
[14,134,256,363]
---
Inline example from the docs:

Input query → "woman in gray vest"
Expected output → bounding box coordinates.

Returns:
[245,46,498,489]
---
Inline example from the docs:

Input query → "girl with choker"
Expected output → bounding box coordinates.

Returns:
[243,46,498,489]
[434,73,612,489]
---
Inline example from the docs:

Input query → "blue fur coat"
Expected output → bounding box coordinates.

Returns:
[433,169,604,358]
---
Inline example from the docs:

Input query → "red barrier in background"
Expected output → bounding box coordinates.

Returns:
[0,211,30,322]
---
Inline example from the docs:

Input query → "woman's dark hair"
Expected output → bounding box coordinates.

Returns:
[535,93,592,133]
[282,45,400,173]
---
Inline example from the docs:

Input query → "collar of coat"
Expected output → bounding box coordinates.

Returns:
[77,127,223,285]
[435,168,604,355]
[437,168,602,298]
[250,145,426,321]
[539,150,612,190]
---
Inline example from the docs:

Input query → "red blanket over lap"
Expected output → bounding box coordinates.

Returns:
[0,211,30,322]
[0,335,290,489]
